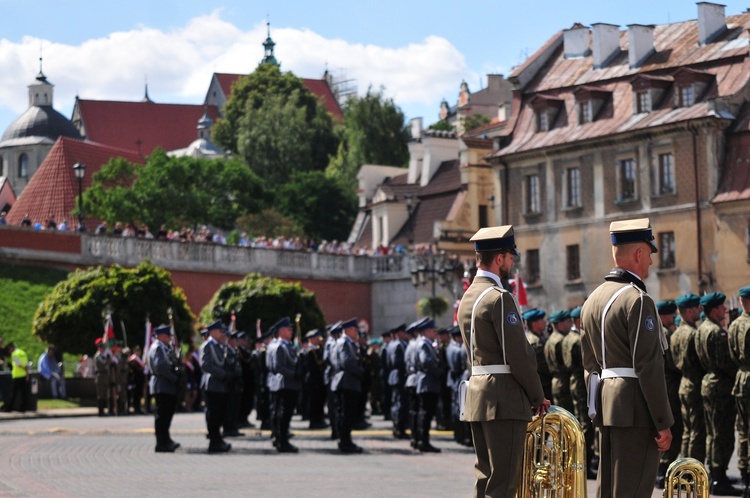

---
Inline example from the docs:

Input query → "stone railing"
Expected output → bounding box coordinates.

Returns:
[82,235,407,281]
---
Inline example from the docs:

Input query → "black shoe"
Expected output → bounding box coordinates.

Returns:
[155,444,175,453]
[338,443,363,454]
[260,421,272,430]
[168,441,181,451]
[223,430,244,437]
[208,441,232,453]
[309,421,329,429]
[417,443,441,453]
[711,480,744,496]
[277,443,299,453]
[352,421,372,430]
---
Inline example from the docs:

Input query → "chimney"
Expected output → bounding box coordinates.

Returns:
[410,117,423,139]
[592,23,621,68]
[628,24,655,68]
[563,24,591,59]
[697,2,726,45]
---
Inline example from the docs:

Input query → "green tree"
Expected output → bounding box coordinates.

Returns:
[326,87,410,189]
[200,273,326,339]
[33,260,195,355]
[428,120,453,132]
[237,209,304,239]
[83,150,267,230]
[462,114,491,133]
[274,171,356,241]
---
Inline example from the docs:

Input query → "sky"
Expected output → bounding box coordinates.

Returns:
[0,0,749,136]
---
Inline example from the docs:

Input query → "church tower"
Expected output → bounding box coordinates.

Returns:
[261,22,280,67]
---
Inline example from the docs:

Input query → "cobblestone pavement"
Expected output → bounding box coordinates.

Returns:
[0,410,737,497]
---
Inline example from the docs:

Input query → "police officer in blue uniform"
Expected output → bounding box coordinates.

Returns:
[200,320,232,453]
[324,321,342,439]
[387,323,409,439]
[415,318,442,452]
[405,318,427,448]
[331,317,365,454]
[148,324,181,453]
[446,325,471,446]
[267,317,302,453]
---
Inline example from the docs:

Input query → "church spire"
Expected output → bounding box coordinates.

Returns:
[261,20,280,67]
[37,48,47,82]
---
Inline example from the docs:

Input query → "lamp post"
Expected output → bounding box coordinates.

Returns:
[73,162,86,231]
[410,245,459,319]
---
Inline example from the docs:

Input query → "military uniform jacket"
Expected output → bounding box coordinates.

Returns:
[331,336,364,393]
[94,351,112,390]
[670,321,705,397]
[386,339,407,387]
[251,347,268,392]
[267,339,301,392]
[457,275,544,422]
[696,317,737,397]
[445,340,468,389]
[200,338,229,393]
[580,270,673,431]
[305,346,325,388]
[544,331,571,376]
[404,340,419,388]
[562,330,586,396]
[148,341,179,395]
[728,312,750,397]
[323,337,336,386]
[415,336,441,394]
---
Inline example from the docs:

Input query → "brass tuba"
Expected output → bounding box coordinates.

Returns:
[517,406,587,498]
[662,458,709,498]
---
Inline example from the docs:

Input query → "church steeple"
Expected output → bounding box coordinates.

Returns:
[261,21,280,67]
[28,55,53,107]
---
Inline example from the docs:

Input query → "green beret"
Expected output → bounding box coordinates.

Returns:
[700,292,726,309]
[739,286,750,299]
[522,308,546,322]
[656,300,677,315]
[570,306,582,319]
[676,293,700,308]
[549,310,571,324]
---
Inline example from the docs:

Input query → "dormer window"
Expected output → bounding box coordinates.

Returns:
[636,91,651,113]
[672,68,713,108]
[537,111,549,132]
[573,86,611,125]
[630,74,672,114]
[677,85,694,107]
[578,102,591,124]
[530,95,564,133]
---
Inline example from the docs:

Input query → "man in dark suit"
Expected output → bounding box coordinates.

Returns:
[148,324,181,453]
[267,317,302,453]
[580,218,673,498]
[457,225,550,498]
[200,320,232,453]
[331,317,365,454]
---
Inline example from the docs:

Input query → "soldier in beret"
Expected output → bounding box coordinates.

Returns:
[199,320,232,453]
[655,300,683,488]
[580,218,673,497]
[544,310,574,414]
[148,324,181,452]
[523,308,552,400]
[386,323,410,439]
[670,293,706,463]
[697,292,742,495]
[457,225,549,497]
[729,286,750,494]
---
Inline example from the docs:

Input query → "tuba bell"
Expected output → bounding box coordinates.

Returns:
[662,458,709,498]
[517,405,587,498]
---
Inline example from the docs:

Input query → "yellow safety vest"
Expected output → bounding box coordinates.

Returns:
[11,348,28,379]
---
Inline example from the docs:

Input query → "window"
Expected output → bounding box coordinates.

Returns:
[526,249,540,284]
[657,153,675,194]
[677,85,694,107]
[18,153,28,178]
[635,91,650,113]
[617,158,636,201]
[566,245,580,281]
[566,167,581,208]
[578,101,591,124]
[659,232,676,269]
[536,111,548,132]
[526,174,541,214]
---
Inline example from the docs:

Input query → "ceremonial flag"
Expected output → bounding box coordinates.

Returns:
[144,318,153,354]
[256,318,262,339]
[103,313,115,346]
[230,311,237,333]
[514,271,528,309]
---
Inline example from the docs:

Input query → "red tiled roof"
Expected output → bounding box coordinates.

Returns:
[212,73,344,121]
[76,100,221,156]
[7,137,144,229]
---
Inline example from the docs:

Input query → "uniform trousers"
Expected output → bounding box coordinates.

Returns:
[307,382,326,425]
[390,384,408,433]
[336,389,359,446]
[417,392,438,446]
[273,389,298,446]
[407,386,419,443]
[703,390,736,470]
[469,418,526,498]
[736,395,750,474]
[381,381,392,420]
[679,388,706,461]
[154,392,177,446]
[597,426,660,498]
[204,390,228,443]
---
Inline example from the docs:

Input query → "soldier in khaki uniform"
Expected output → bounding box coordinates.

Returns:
[524,308,552,400]
[580,218,673,498]
[697,292,742,496]
[544,310,574,413]
[670,293,705,462]
[457,226,550,498]
[729,286,750,494]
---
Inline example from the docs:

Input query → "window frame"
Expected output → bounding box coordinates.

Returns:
[565,167,582,208]
[526,249,541,285]
[566,244,581,281]
[18,153,28,179]
[525,174,541,214]
[617,157,637,202]
[677,84,694,107]
[635,91,650,113]
[657,152,675,195]
[658,232,676,269]
[578,101,592,124]
[536,110,548,132]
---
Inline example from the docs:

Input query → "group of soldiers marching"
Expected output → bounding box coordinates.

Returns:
[525,286,750,496]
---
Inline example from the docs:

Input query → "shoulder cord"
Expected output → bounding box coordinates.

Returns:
[470,286,505,367]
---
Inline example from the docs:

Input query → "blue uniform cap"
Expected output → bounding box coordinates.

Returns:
[305,329,322,340]
[407,317,428,334]
[271,316,292,333]
[380,329,394,338]
[235,331,248,341]
[418,319,436,331]
[154,324,172,336]
[676,293,701,308]
[326,321,343,336]
[448,325,462,337]
[437,328,449,335]
[549,310,571,324]
[656,300,677,315]
[569,306,582,319]
[609,218,658,253]
[206,320,224,332]
[390,323,407,334]
[469,225,520,256]
[522,308,546,322]
[199,328,209,337]
[700,292,726,309]
[340,317,358,330]
[739,286,750,299]
[260,328,274,340]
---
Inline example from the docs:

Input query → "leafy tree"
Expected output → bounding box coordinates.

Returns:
[416,296,450,319]
[83,150,267,230]
[274,171,356,241]
[33,260,195,355]
[428,120,453,131]
[237,209,304,239]
[326,87,410,189]
[462,114,491,133]
[200,273,326,339]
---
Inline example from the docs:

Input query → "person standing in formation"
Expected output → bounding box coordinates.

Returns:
[199,320,232,453]
[148,324,181,453]
[266,317,302,453]
[729,286,750,495]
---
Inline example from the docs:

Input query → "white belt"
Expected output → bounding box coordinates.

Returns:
[472,364,511,375]
[601,367,637,379]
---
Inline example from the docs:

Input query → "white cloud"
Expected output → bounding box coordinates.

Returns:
[0,11,474,128]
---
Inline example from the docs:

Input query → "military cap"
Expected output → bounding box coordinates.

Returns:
[271,316,292,332]
[570,306,582,319]
[235,331,248,341]
[305,329,322,340]
[676,293,701,308]
[340,317,358,330]
[206,320,224,332]
[326,321,343,336]
[609,218,658,253]
[418,319,436,331]
[448,325,462,337]
[259,328,274,341]
[437,328,449,336]
[522,308,546,322]
[390,323,407,334]
[407,317,428,334]
[656,300,677,315]
[154,324,172,336]
[549,310,571,324]
[700,292,726,310]
[469,225,520,256]
[380,329,394,338]
[739,286,750,299]
[95,338,104,347]
[199,327,209,337]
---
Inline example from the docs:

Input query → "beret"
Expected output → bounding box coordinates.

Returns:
[522,308,546,322]
[549,310,571,324]
[700,292,726,309]
[739,286,750,299]
[569,306,582,319]
[656,300,677,315]
[676,293,700,308]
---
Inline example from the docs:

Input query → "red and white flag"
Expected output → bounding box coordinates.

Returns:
[513,271,528,310]
[144,318,153,354]
[102,313,115,346]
